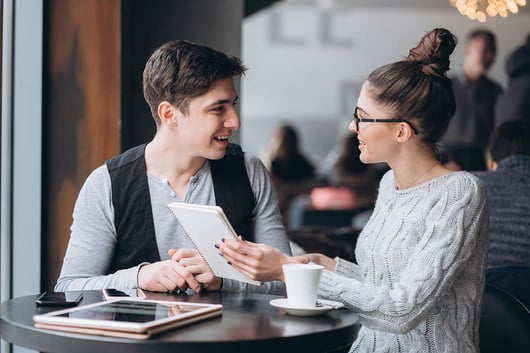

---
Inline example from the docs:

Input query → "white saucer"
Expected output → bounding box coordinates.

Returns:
[269,298,344,316]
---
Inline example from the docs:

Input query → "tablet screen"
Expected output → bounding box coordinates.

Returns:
[34,298,223,335]
[58,300,206,322]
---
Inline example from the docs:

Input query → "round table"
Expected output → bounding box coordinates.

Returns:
[1,290,359,353]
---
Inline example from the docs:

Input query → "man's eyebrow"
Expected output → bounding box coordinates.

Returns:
[207,96,238,107]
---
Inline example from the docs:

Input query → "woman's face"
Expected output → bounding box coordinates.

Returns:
[349,82,399,164]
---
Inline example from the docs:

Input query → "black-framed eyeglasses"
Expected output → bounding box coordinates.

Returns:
[352,107,419,135]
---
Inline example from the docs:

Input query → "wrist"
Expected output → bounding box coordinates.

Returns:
[136,262,150,288]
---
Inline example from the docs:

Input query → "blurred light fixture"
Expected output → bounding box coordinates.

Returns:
[450,0,527,22]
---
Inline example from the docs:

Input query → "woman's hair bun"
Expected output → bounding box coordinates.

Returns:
[408,28,457,78]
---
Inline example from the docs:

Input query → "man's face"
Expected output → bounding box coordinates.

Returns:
[465,35,496,76]
[177,77,240,161]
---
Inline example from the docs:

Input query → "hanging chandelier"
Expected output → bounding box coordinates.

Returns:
[450,0,527,22]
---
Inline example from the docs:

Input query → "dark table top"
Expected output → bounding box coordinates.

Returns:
[0,290,359,353]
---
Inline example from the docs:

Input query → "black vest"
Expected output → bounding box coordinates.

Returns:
[106,143,255,273]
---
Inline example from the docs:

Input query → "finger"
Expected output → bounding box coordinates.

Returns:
[168,248,178,257]
[292,255,310,264]
[221,242,268,269]
[172,262,202,292]
[224,258,261,280]
[223,237,260,250]
[178,254,206,267]
[152,262,190,292]
[180,262,206,275]
[218,243,254,267]
[155,273,187,292]
[171,248,199,262]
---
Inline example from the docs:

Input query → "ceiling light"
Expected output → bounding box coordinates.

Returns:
[449,0,527,22]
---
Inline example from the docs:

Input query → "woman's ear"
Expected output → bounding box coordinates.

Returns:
[158,101,178,127]
[395,122,413,143]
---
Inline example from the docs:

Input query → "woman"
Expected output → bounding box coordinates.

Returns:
[219,28,489,353]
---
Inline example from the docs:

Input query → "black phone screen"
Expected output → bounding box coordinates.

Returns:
[104,289,130,297]
[35,292,83,306]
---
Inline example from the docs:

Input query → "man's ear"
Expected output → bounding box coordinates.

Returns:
[158,101,178,126]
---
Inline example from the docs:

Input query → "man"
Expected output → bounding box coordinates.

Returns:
[55,40,291,294]
[473,119,530,308]
[442,29,503,171]
[494,33,530,127]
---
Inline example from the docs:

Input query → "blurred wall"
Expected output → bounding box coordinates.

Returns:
[240,0,530,168]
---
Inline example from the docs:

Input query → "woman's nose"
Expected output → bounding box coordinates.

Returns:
[348,120,357,133]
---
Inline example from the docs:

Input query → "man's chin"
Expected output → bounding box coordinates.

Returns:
[208,148,227,160]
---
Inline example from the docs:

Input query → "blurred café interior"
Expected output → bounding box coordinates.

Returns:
[1,1,529,352]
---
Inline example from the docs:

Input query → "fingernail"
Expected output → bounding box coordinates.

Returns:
[218,251,224,257]
[214,244,220,249]
[221,238,225,243]
[227,261,232,266]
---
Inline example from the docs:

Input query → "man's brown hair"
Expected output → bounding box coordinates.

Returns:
[142,40,247,125]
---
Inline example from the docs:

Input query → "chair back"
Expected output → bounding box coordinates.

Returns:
[480,284,530,353]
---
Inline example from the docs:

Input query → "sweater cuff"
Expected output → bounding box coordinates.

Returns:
[335,257,363,280]
[318,269,343,301]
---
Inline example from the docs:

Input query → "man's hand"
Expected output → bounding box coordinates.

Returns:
[137,259,201,293]
[168,248,222,291]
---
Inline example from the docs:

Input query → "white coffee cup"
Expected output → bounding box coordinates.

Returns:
[282,263,324,308]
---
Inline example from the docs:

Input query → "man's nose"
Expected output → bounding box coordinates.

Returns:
[225,108,240,130]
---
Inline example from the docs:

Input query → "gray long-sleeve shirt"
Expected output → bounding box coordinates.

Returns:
[55,153,291,295]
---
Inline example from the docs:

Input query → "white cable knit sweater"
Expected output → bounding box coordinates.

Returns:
[318,170,489,353]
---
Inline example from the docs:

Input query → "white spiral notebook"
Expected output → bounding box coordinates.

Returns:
[168,203,261,286]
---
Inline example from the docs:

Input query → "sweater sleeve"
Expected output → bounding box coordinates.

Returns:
[335,257,364,281]
[317,173,488,334]
[55,166,140,291]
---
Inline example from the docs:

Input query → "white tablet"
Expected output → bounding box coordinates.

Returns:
[33,299,222,339]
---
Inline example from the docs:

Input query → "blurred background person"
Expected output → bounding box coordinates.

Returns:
[298,133,388,228]
[269,124,315,183]
[261,124,317,224]
[473,119,530,308]
[437,144,464,171]
[442,29,502,171]
[303,134,384,230]
[495,33,530,127]
[323,133,382,206]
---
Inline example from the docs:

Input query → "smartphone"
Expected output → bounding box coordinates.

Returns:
[102,288,146,301]
[35,291,83,307]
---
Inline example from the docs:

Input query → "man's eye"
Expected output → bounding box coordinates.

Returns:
[212,106,224,113]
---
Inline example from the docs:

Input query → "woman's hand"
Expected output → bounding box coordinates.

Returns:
[293,253,337,271]
[168,248,223,291]
[218,238,298,282]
